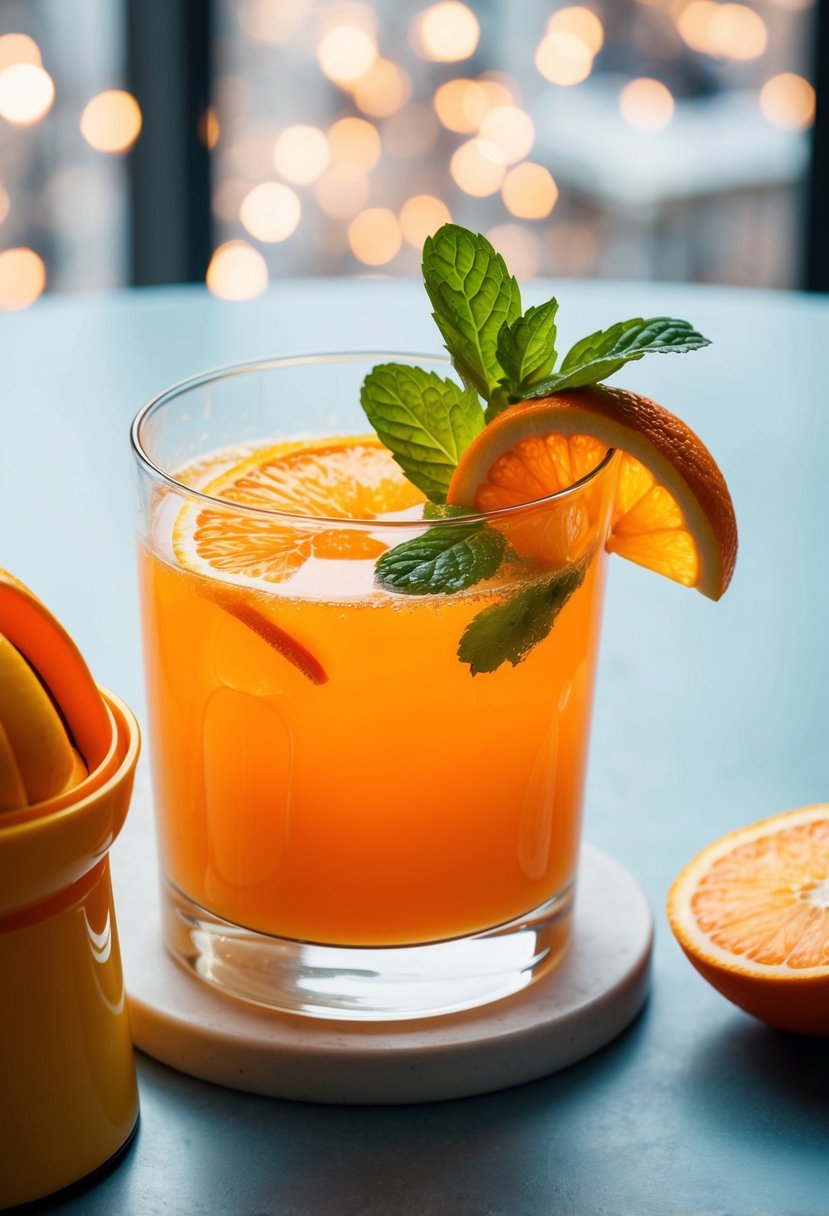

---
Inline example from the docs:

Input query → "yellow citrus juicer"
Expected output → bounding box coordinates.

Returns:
[0,570,140,1210]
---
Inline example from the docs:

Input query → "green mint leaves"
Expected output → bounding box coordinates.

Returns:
[422,226,521,402]
[358,223,711,674]
[360,363,484,503]
[458,561,588,676]
[362,224,709,478]
[375,520,506,596]
[523,317,711,398]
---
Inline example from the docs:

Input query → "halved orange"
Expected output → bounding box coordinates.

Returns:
[447,385,737,599]
[667,806,829,1036]
[173,436,425,590]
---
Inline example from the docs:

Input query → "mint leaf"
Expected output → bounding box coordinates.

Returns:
[376,522,505,595]
[494,299,559,412]
[423,224,521,402]
[361,363,484,503]
[458,561,587,675]
[526,317,710,396]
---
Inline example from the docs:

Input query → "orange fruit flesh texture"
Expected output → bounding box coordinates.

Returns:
[447,385,738,601]
[668,807,829,1036]
[142,434,615,945]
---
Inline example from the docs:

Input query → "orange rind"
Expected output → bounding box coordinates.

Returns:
[447,386,737,599]
[667,805,829,1036]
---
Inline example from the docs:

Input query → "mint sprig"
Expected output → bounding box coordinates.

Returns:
[458,561,588,676]
[359,223,711,674]
[376,521,505,596]
[423,225,521,403]
[360,363,484,503]
[524,317,710,397]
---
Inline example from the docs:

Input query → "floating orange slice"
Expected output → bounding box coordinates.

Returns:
[172,436,425,683]
[447,385,737,599]
[173,436,425,590]
[667,806,829,1036]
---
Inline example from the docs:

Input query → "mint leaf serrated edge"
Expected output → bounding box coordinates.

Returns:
[375,523,506,596]
[360,362,484,504]
[458,560,588,675]
[491,298,559,420]
[525,317,710,396]
[423,225,521,403]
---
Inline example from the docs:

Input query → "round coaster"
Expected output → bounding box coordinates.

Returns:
[112,779,653,1105]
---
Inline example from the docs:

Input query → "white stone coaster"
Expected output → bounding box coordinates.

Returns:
[112,780,653,1105]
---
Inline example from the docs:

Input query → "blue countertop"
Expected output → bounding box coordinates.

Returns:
[2,278,828,1214]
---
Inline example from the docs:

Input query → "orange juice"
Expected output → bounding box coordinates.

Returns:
[137,436,616,948]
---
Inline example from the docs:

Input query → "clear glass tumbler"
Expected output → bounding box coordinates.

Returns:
[131,353,618,1020]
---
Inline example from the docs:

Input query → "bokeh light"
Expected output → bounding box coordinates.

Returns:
[238,0,312,45]
[352,58,412,118]
[677,2,768,60]
[199,107,220,149]
[760,72,815,130]
[502,163,559,220]
[399,194,452,248]
[273,124,330,184]
[450,139,506,196]
[413,2,480,63]
[479,106,535,165]
[0,64,54,126]
[348,208,402,264]
[547,7,604,55]
[80,90,142,153]
[486,225,541,280]
[535,31,594,86]
[0,185,9,225]
[206,241,269,300]
[315,166,370,219]
[317,25,377,85]
[239,182,301,242]
[0,33,42,72]
[327,116,381,169]
[0,247,46,311]
[619,78,675,133]
[433,77,514,134]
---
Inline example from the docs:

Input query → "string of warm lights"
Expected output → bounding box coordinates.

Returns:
[0,1,818,309]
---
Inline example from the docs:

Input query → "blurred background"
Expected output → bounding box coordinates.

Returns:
[0,0,822,310]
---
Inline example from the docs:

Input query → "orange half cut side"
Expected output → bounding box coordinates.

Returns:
[667,806,829,1036]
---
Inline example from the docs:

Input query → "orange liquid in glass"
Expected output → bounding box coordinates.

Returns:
[138,443,611,947]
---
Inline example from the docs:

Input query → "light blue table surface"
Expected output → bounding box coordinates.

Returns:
[2,278,829,1215]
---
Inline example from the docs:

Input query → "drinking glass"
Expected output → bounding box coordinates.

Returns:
[131,353,618,1020]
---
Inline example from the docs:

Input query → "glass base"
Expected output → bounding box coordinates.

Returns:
[162,880,575,1021]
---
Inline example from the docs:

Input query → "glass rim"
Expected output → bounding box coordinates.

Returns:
[130,351,617,529]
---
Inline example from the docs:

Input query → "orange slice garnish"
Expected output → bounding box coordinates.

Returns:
[447,385,737,599]
[173,435,425,590]
[667,806,829,1036]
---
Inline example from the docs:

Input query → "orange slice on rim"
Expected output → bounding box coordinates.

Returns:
[173,435,425,590]
[667,806,829,1036]
[447,385,737,599]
